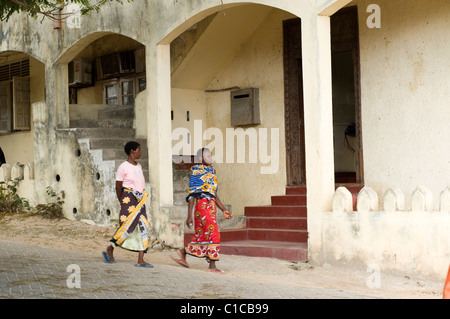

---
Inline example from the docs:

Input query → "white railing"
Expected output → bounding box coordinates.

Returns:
[325,185,450,280]
[332,185,450,213]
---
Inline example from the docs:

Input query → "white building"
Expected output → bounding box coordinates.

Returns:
[0,0,449,280]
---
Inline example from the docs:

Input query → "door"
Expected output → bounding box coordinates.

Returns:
[283,18,306,186]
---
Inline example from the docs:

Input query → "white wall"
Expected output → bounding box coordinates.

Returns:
[323,185,450,280]
[356,0,450,209]
[202,9,294,215]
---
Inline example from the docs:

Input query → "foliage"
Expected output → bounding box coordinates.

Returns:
[0,178,31,214]
[0,0,132,22]
[35,186,65,219]
[0,179,65,219]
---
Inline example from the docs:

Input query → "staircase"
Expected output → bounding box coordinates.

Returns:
[70,105,148,178]
[184,186,309,262]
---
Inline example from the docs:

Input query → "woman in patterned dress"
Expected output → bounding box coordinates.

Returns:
[102,141,152,268]
[172,148,232,273]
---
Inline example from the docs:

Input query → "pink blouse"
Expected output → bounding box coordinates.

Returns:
[116,161,145,193]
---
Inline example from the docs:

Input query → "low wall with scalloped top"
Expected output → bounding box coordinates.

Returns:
[0,162,38,204]
[321,185,450,280]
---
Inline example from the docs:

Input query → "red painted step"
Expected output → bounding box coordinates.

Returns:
[220,241,308,261]
[183,186,309,262]
[271,194,307,206]
[246,216,307,230]
[285,186,307,195]
[247,228,307,242]
[245,205,307,218]
[184,229,248,244]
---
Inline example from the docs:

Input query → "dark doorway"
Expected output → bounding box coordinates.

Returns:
[331,6,363,184]
[283,18,306,186]
[283,6,363,187]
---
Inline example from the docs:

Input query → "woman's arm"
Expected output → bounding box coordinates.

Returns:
[216,194,232,219]
[186,197,195,228]
[116,180,123,202]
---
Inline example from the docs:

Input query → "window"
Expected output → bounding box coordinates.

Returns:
[0,76,30,133]
[121,79,134,105]
[103,76,146,106]
[13,77,31,130]
[104,82,118,105]
[0,81,12,132]
[0,59,31,133]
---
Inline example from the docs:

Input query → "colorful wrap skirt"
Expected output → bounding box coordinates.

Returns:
[185,198,220,261]
[110,188,150,252]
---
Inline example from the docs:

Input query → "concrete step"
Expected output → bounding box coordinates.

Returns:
[271,194,307,206]
[98,105,134,120]
[103,148,148,161]
[70,118,134,128]
[89,137,147,150]
[246,216,307,230]
[286,186,307,195]
[245,205,307,218]
[173,170,190,192]
[173,191,187,206]
[74,127,136,139]
[185,226,307,245]
[220,240,308,262]
[183,229,308,262]
[247,228,308,243]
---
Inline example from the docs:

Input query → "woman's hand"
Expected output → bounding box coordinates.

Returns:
[223,210,232,219]
[186,215,193,228]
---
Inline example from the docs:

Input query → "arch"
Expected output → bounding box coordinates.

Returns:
[159,2,297,45]
[55,31,144,64]
[158,0,349,45]
[0,50,45,65]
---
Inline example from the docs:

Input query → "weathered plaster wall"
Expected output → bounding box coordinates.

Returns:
[0,57,45,167]
[204,8,294,215]
[0,0,340,249]
[171,87,207,152]
[356,0,450,209]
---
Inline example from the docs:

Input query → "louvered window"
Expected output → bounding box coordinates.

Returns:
[0,59,29,82]
[0,59,31,133]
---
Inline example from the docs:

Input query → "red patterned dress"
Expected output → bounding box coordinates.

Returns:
[185,164,220,261]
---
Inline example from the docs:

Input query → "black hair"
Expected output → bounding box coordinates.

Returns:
[0,147,5,166]
[124,141,140,155]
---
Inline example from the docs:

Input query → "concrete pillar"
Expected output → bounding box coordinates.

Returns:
[301,14,335,263]
[146,43,174,208]
[55,63,70,129]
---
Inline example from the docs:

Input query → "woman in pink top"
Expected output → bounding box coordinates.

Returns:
[102,141,152,268]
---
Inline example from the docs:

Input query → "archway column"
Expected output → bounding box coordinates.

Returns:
[54,64,70,129]
[146,43,174,208]
[301,14,336,263]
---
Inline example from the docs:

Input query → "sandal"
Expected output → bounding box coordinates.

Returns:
[135,262,154,268]
[102,251,115,263]
[207,268,225,274]
[171,255,190,268]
